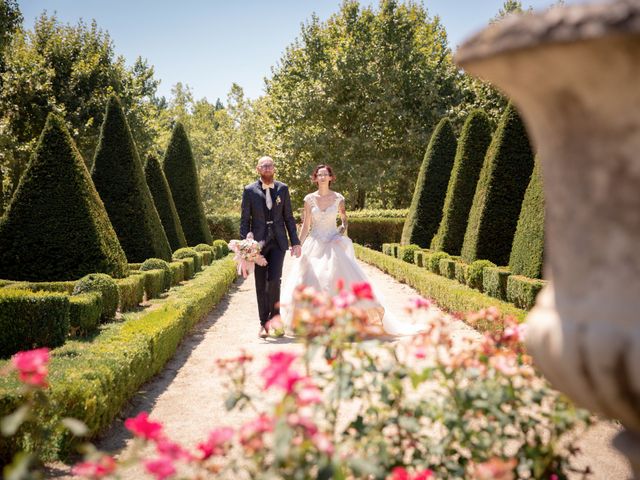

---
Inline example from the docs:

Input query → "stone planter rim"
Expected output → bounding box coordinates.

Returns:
[455,0,640,66]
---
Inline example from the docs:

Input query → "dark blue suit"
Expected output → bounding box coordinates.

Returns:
[240,180,300,326]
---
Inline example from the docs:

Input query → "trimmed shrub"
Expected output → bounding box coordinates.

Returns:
[180,257,195,280]
[414,250,425,268]
[92,95,172,263]
[382,243,397,257]
[483,267,511,301]
[141,258,172,291]
[164,122,212,246]
[0,280,13,288]
[427,251,450,274]
[461,103,535,265]
[509,160,545,279]
[174,247,202,273]
[439,258,456,279]
[115,274,145,312]
[69,292,103,336]
[207,214,241,243]
[0,257,237,462]
[73,273,119,321]
[392,245,400,259]
[431,110,492,255]
[348,218,404,251]
[145,154,188,251]
[169,261,185,285]
[454,261,469,285]
[138,269,165,300]
[353,245,526,324]
[467,260,497,291]
[401,118,457,248]
[212,239,229,259]
[3,281,76,294]
[399,245,421,264]
[0,114,128,281]
[507,275,546,310]
[0,289,70,358]
[195,243,214,265]
[128,263,142,271]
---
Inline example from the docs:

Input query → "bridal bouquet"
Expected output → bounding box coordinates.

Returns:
[228,232,268,278]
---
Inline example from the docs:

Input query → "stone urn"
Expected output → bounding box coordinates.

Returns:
[455,0,640,475]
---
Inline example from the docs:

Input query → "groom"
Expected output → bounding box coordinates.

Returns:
[240,156,301,338]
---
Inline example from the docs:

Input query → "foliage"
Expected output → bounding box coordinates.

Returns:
[145,155,188,252]
[0,13,162,206]
[0,114,128,281]
[163,122,213,246]
[136,269,165,300]
[466,260,497,292]
[509,160,545,279]
[72,273,119,322]
[438,258,456,279]
[1,281,76,294]
[427,251,450,274]
[69,292,103,336]
[461,103,535,265]
[482,266,511,301]
[115,275,145,312]
[168,261,185,286]
[398,244,421,264]
[140,258,172,292]
[354,245,525,323]
[266,0,460,209]
[507,275,547,310]
[212,239,230,259]
[0,289,69,358]
[173,247,202,273]
[92,95,172,263]
[431,110,492,254]
[207,213,242,243]
[0,258,237,465]
[348,217,404,251]
[402,118,457,247]
[347,209,408,218]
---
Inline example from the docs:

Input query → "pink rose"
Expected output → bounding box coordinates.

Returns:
[262,352,303,392]
[144,456,176,480]
[124,412,164,441]
[351,281,374,300]
[11,348,50,388]
[71,455,116,478]
[196,426,234,459]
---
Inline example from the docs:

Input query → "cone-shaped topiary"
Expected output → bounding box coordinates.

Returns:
[144,154,188,251]
[461,103,535,266]
[431,110,492,255]
[509,160,545,279]
[163,122,213,246]
[0,114,128,281]
[401,118,457,248]
[92,95,172,263]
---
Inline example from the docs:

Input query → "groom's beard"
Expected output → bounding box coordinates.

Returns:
[260,173,274,184]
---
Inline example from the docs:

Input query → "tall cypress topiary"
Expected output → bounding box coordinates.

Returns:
[401,118,457,248]
[145,155,188,251]
[461,103,535,266]
[92,95,172,262]
[509,160,545,278]
[163,122,212,245]
[431,110,492,255]
[0,114,128,281]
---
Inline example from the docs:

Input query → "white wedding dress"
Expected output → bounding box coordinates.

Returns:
[280,192,425,336]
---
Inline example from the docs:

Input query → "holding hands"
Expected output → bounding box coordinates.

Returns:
[291,245,302,258]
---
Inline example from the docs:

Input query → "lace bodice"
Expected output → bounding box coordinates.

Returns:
[305,192,344,241]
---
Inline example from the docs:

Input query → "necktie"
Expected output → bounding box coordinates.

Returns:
[264,186,273,210]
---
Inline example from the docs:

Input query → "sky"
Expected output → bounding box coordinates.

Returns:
[18,0,584,103]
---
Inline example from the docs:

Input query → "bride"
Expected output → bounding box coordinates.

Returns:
[280,164,425,336]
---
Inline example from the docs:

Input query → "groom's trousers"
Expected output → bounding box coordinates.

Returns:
[254,239,286,326]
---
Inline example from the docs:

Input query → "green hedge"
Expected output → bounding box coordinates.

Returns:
[169,261,185,286]
[438,258,456,280]
[483,267,511,301]
[0,257,237,462]
[382,243,396,257]
[467,259,497,291]
[141,258,172,292]
[91,95,172,263]
[145,154,188,251]
[348,218,404,250]
[509,160,545,279]
[115,275,145,312]
[174,247,202,273]
[128,263,142,271]
[414,249,430,268]
[402,118,457,248]
[69,292,103,336]
[348,209,408,218]
[139,269,165,300]
[431,110,492,255]
[461,103,535,265]
[195,244,214,266]
[354,245,526,324]
[427,251,450,274]
[164,122,212,246]
[73,273,119,322]
[207,214,241,243]
[0,114,128,281]
[398,245,421,264]
[454,260,469,285]
[212,239,230,259]
[507,275,546,310]
[179,257,195,280]
[0,289,70,358]
[2,281,76,294]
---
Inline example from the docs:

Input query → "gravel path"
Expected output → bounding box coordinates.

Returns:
[48,256,631,479]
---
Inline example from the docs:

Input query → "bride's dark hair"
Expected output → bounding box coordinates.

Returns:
[311,164,336,186]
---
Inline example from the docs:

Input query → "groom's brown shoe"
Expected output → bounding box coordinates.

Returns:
[259,326,269,338]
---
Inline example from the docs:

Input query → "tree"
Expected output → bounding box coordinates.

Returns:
[0,0,21,72]
[461,104,535,265]
[0,114,128,281]
[509,160,545,278]
[401,118,457,248]
[266,0,459,209]
[163,122,212,245]
[145,154,187,251]
[431,110,493,254]
[92,95,172,262]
